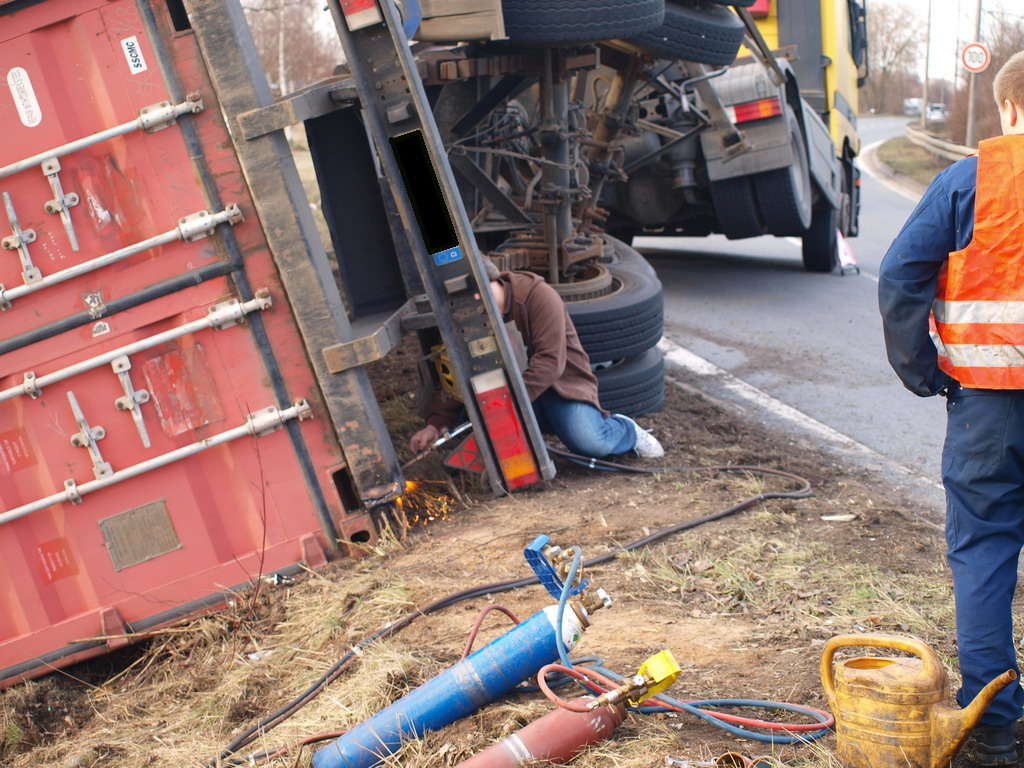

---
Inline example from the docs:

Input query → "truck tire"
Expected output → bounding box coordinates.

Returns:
[710,176,764,239]
[839,161,855,237]
[603,234,657,278]
[502,0,665,44]
[626,1,746,68]
[702,0,755,6]
[607,225,639,245]
[752,110,812,235]
[802,204,838,272]
[595,347,666,416]
[566,264,663,363]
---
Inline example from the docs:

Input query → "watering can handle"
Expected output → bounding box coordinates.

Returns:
[820,634,944,709]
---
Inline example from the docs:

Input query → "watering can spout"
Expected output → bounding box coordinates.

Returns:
[931,669,1018,767]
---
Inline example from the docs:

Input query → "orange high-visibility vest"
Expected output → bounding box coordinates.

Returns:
[931,135,1024,389]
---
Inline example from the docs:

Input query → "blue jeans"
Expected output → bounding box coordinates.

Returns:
[532,389,635,458]
[943,387,1024,726]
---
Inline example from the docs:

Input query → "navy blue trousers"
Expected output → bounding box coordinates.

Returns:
[944,387,1024,726]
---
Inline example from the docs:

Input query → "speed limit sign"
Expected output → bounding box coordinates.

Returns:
[962,42,992,73]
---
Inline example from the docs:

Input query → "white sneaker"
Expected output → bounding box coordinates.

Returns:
[616,414,664,458]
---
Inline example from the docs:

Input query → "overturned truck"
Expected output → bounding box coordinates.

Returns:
[0,0,865,685]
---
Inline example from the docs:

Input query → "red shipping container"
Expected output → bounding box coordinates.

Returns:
[0,0,400,686]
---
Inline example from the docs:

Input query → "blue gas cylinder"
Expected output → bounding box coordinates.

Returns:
[311,604,585,768]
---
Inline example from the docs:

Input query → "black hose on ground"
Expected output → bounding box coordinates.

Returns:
[207,453,812,766]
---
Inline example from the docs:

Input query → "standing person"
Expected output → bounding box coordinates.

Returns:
[410,259,664,459]
[878,52,1024,767]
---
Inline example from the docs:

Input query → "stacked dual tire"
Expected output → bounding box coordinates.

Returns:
[494,0,755,414]
[563,238,665,417]
[501,0,748,69]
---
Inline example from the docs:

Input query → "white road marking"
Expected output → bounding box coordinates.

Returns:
[657,336,944,494]
[860,139,924,203]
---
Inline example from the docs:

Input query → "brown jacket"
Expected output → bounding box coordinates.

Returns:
[426,270,603,429]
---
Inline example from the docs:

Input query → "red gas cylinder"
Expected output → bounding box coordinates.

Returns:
[456,698,625,767]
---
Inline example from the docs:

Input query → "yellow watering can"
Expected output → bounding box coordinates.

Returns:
[821,634,1017,768]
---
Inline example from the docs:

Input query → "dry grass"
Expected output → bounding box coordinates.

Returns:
[0,375,994,768]
[1,486,969,768]
[876,137,954,190]
[0,553,419,768]
[619,525,953,640]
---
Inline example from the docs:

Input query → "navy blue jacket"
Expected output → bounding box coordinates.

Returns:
[878,156,978,397]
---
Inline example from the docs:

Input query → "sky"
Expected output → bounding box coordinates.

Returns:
[886,0,1019,82]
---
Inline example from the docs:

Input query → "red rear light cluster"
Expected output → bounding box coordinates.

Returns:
[727,96,783,124]
[750,0,771,18]
[340,0,383,30]
[471,370,540,490]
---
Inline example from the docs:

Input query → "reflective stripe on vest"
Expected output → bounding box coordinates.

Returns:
[933,135,1024,389]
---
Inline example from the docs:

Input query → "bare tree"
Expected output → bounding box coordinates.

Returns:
[243,0,343,95]
[860,0,925,114]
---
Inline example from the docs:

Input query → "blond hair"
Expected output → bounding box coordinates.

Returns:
[993,51,1024,108]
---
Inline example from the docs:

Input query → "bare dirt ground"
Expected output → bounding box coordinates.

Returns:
[2,344,1019,768]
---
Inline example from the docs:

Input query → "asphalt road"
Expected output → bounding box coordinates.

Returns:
[637,115,948,511]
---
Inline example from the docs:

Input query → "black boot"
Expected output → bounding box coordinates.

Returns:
[973,722,1019,767]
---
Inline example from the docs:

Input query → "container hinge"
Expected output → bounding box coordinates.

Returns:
[0,291,274,404]
[67,390,113,480]
[139,95,205,133]
[0,95,205,181]
[100,607,132,650]
[111,356,152,449]
[246,400,312,437]
[0,205,244,311]
[63,478,82,505]
[2,191,40,286]
[208,289,273,330]
[177,203,244,243]
[22,371,40,398]
[41,157,80,252]
[1,400,313,526]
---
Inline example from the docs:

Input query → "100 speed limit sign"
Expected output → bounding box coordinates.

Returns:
[962,42,991,74]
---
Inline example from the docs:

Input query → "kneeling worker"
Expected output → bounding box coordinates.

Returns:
[410,260,664,459]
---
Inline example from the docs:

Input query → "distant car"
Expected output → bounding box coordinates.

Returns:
[903,98,922,116]
[926,103,948,121]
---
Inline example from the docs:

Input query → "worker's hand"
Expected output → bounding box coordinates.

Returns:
[409,425,441,453]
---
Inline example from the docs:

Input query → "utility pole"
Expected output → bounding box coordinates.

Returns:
[965,0,984,146]
[921,0,933,129]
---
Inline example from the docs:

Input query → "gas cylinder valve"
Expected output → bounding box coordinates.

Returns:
[587,649,681,710]
[580,587,612,615]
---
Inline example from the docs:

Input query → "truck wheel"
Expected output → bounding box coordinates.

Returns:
[802,205,838,272]
[607,225,639,246]
[602,234,657,278]
[552,263,615,302]
[566,263,663,363]
[502,0,665,44]
[595,347,666,416]
[626,1,746,68]
[839,162,855,236]
[710,176,764,239]
[752,110,812,235]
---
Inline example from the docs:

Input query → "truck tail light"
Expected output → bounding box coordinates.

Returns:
[727,96,783,124]
[750,0,771,18]
[340,0,383,30]
[471,370,540,490]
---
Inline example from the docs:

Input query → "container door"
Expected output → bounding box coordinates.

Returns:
[0,0,401,686]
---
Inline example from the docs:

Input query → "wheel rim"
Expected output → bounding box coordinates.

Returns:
[553,263,616,301]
